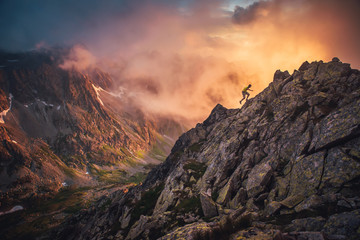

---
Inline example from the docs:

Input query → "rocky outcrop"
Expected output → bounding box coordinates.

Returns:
[52,58,360,240]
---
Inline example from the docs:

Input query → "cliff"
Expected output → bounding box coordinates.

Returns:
[50,58,360,240]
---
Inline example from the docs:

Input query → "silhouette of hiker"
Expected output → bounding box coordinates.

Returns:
[240,84,253,104]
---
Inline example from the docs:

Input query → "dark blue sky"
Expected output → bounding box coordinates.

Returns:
[0,0,139,50]
[0,0,259,51]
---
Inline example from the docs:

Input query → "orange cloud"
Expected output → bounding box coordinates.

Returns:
[60,45,97,71]
[74,0,360,124]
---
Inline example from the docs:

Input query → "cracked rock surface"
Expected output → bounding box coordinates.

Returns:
[52,59,360,240]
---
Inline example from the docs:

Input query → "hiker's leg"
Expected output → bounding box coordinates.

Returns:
[240,92,246,104]
[240,97,245,104]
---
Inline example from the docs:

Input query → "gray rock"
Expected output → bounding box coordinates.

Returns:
[288,152,325,198]
[309,98,360,152]
[246,162,273,198]
[295,194,324,213]
[229,188,247,209]
[265,201,282,216]
[319,146,360,193]
[337,200,352,209]
[120,206,132,229]
[324,210,360,240]
[285,216,326,232]
[308,91,328,106]
[200,192,218,218]
[159,222,217,240]
[284,231,327,240]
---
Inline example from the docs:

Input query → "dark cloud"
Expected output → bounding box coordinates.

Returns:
[232,1,269,24]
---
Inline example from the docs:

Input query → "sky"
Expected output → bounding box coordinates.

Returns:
[1,0,359,123]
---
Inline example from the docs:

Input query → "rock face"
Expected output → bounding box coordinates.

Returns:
[51,59,360,240]
[0,49,183,208]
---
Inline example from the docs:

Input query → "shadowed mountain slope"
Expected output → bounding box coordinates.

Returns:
[0,49,184,210]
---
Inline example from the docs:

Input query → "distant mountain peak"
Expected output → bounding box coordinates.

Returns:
[0,50,185,212]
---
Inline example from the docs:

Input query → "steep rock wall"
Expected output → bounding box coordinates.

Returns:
[52,59,360,240]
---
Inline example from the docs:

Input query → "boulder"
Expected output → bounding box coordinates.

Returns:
[229,188,247,209]
[294,194,324,213]
[265,201,282,216]
[288,152,325,198]
[308,91,329,107]
[319,146,360,193]
[120,206,131,229]
[200,192,218,218]
[246,162,273,198]
[309,99,360,151]
[280,194,305,209]
[323,209,360,239]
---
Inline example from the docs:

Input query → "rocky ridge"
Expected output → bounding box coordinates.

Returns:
[51,58,360,240]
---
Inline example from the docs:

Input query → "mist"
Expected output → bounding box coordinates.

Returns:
[1,0,359,124]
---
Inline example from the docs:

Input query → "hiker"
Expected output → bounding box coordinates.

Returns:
[240,84,253,104]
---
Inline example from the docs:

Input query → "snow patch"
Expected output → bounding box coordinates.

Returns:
[7,59,19,63]
[62,182,68,187]
[12,140,17,144]
[92,84,104,106]
[57,105,61,110]
[107,86,127,99]
[0,109,10,124]
[39,99,54,107]
[0,65,5,68]
[92,85,128,100]
[85,171,89,175]
[0,205,24,216]
[0,94,13,124]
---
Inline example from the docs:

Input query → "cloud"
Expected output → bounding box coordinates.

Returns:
[59,45,96,71]
[233,1,270,24]
[232,0,360,67]
[1,0,359,124]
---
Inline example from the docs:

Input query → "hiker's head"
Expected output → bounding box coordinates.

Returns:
[248,84,252,87]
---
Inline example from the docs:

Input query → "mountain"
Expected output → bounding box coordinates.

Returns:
[51,58,360,240]
[0,49,185,210]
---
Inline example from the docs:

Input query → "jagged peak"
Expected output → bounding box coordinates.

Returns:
[298,61,311,71]
[203,103,228,127]
[273,69,290,82]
